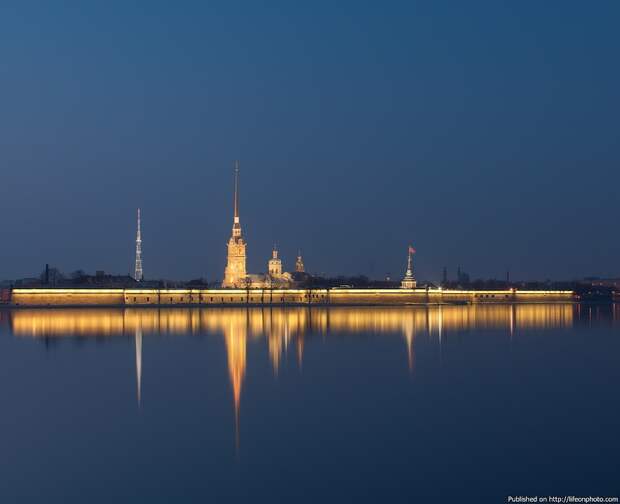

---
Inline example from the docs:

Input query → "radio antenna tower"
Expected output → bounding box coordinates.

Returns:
[134,208,143,281]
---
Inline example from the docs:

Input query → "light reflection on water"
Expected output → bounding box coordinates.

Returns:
[0,304,618,503]
[0,304,580,440]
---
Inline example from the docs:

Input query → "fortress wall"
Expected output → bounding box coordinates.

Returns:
[11,289,125,306]
[327,289,429,305]
[8,288,575,307]
[124,290,160,305]
[513,291,574,302]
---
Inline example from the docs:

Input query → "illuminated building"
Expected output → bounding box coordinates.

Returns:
[134,208,143,282]
[295,251,305,273]
[223,161,247,287]
[268,245,283,277]
[221,161,295,288]
[401,245,417,289]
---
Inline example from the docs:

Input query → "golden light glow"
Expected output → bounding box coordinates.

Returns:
[224,316,246,452]
[9,287,575,308]
[135,327,142,406]
[10,304,576,338]
[9,304,582,453]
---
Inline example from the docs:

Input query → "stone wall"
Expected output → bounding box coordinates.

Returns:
[11,289,125,306]
[8,288,575,307]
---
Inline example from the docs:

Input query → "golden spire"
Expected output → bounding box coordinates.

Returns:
[223,160,247,287]
[233,160,240,234]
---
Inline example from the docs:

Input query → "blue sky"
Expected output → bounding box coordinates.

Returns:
[0,1,618,281]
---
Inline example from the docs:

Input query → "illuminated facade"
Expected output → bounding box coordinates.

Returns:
[9,287,574,306]
[295,251,305,273]
[223,161,247,288]
[268,246,283,277]
[221,161,296,288]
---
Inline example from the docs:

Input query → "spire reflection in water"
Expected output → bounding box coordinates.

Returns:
[7,304,584,452]
[2,303,619,502]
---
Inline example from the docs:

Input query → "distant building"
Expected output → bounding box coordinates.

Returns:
[457,267,470,285]
[70,271,138,288]
[295,251,305,273]
[268,246,283,277]
[401,245,417,289]
[584,277,620,289]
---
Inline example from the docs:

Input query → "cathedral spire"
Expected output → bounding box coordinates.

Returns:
[234,160,239,221]
[231,160,242,240]
[223,160,247,287]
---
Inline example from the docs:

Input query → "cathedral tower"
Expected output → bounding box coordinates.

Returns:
[223,161,247,287]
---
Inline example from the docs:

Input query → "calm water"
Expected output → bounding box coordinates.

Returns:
[0,305,618,503]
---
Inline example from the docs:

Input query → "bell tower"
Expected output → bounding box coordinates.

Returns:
[268,245,283,278]
[223,161,247,287]
[295,250,305,273]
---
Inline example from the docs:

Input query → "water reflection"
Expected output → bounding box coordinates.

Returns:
[5,303,605,451]
[8,304,583,338]
[225,316,246,453]
[135,327,142,407]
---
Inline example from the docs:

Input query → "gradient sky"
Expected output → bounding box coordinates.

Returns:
[1,1,619,282]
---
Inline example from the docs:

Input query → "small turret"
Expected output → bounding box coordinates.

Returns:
[268,244,283,277]
[295,250,305,273]
[401,245,416,289]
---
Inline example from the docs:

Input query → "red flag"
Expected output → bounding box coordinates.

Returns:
[408,245,416,255]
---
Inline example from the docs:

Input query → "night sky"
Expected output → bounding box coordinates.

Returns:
[1,1,618,282]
